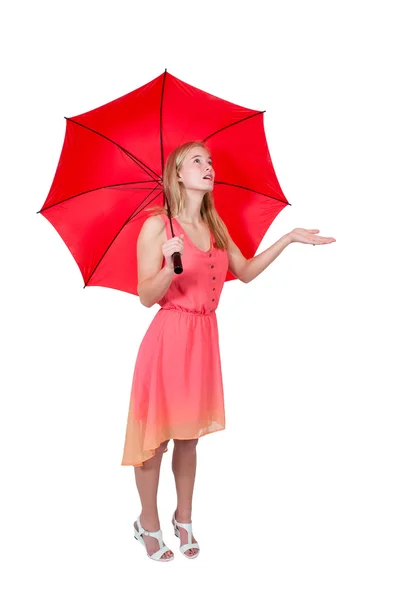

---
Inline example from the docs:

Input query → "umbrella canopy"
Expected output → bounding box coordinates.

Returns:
[38,70,290,294]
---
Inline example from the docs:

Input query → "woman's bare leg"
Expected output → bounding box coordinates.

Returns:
[172,438,199,557]
[133,440,173,559]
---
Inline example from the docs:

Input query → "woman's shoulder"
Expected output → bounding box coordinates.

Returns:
[138,213,168,246]
[142,212,167,229]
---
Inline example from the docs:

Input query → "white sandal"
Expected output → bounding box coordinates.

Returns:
[134,515,174,562]
[172,511,200,559]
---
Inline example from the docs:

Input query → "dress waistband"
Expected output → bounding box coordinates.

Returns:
[159,307,215,317]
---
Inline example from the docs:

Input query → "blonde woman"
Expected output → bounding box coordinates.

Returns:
[121,141,335,562]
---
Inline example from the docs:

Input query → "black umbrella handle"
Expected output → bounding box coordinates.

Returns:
[172,251,183,274]
[165,203,183,274]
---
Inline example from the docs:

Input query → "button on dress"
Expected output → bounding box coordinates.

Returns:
[121,213,229,467]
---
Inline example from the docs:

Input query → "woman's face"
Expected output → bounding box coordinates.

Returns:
[177,146,215,193]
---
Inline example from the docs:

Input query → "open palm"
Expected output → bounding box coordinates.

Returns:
[289,228,336,245]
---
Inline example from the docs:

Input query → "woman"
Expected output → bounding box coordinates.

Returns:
[121,141,335,562]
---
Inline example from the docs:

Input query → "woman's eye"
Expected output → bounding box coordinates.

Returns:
[194,158,200,163]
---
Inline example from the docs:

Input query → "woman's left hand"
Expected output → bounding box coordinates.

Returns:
[288,228,336,245]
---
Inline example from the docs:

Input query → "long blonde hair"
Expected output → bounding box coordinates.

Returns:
[145,141,228,250]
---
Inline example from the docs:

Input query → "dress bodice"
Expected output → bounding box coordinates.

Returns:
[157,214,229,315]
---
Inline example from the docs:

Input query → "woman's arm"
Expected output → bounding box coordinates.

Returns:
[226,230,291,284]
[244,234,292,283]
[137,216,175,307]
[227,227,336,284]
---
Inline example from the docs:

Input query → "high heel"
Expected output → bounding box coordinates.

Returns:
[134,515,174,562]
[172,510,200,559]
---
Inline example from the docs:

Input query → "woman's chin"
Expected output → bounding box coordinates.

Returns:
[186,183,214,193]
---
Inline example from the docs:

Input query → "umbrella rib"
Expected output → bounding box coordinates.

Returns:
[84,187,164,288]
[37,180,160,213]
[203,111,266,143]
[65,117,161,182]
[160,69,167,175]
[215,180,291,205]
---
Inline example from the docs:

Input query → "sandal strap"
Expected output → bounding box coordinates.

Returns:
[151,544,173,561]
[180,542,200,554]
[137,515,162,543]
[173,513,196,545]
[174,513,193,535]
[173,513,200,556]
[175,519,193,530]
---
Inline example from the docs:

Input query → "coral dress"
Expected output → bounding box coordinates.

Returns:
[121,213,229,466]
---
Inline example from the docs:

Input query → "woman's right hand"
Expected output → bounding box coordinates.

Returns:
[162,234,184,271]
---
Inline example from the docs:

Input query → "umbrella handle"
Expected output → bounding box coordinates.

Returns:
[172,251,183,274]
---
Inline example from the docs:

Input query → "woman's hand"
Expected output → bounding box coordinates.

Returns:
[288,228,336,246]
[162,233,185,270]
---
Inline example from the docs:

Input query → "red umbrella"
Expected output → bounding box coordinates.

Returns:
[38,70,290,293]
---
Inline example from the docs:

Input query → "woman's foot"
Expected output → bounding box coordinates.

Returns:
[134,517,174,560]
[173,511,199,558]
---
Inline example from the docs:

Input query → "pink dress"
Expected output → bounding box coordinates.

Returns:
[121,213,229,466]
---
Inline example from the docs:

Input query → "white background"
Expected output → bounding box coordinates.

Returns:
[1,1,397,598]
